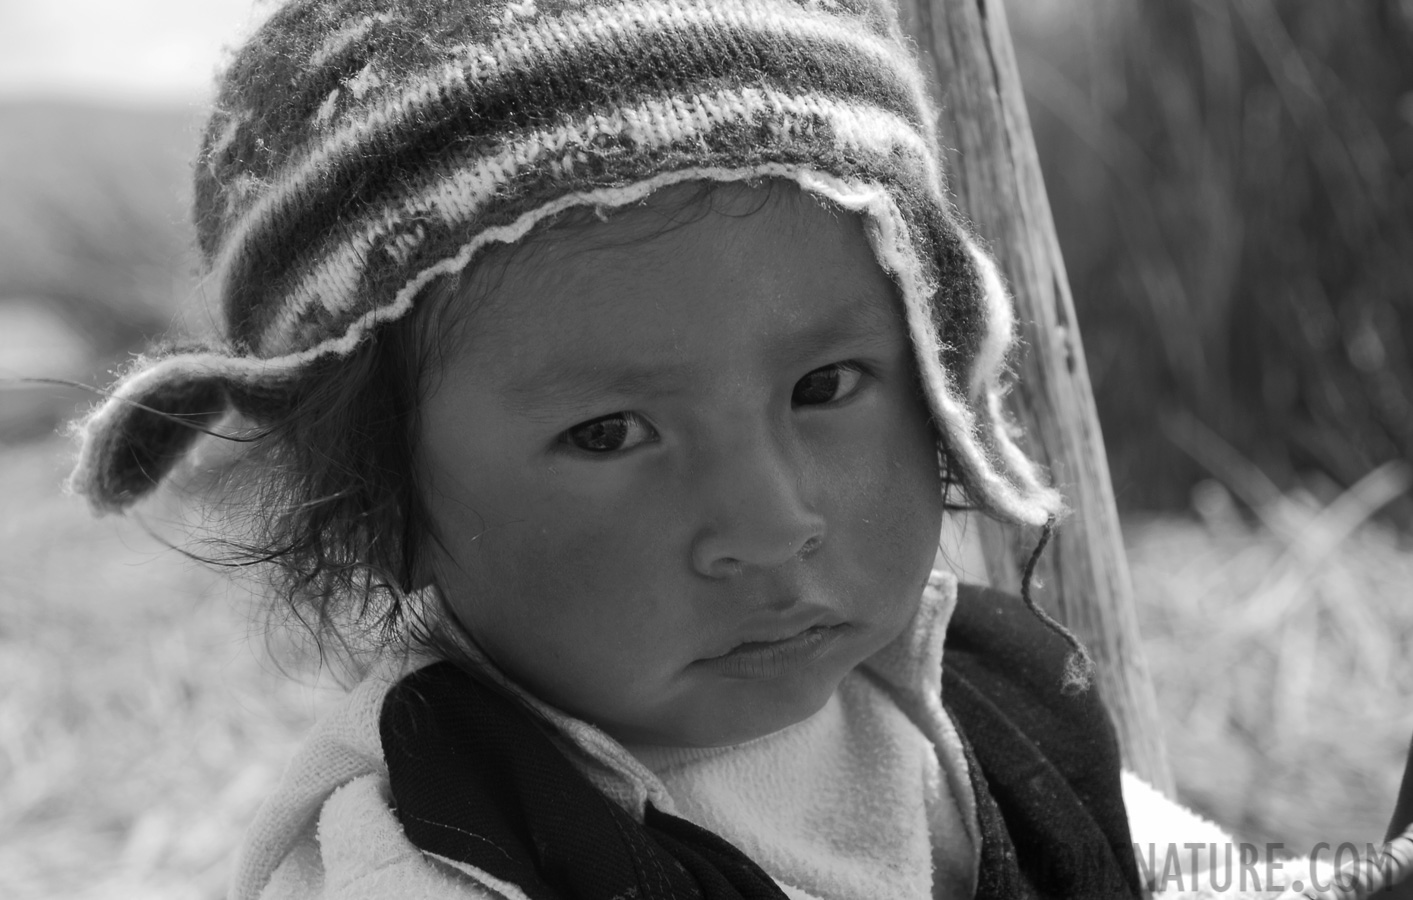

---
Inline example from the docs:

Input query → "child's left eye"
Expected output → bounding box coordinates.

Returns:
[792,363,864,407]
[560,411,657,454]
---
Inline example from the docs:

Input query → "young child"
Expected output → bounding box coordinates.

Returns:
[66,1,1413,898]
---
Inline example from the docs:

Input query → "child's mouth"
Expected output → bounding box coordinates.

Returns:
[698,624,848,680]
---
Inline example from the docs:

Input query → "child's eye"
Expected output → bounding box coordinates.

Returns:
[560,412,657,453]
[792,363,864,407]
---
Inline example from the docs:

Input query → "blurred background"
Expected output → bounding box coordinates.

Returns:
[0,0,1410,897]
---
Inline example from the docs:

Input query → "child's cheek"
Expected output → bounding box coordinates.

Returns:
[428,468,699,723]
[490,467,699,645]
[822,386,946,612]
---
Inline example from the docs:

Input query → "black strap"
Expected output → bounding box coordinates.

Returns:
[950,716,1039,900]
[946,584,1143,899]
[380,662,787,899]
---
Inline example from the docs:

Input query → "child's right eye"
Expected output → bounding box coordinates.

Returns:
[560,412,657,454]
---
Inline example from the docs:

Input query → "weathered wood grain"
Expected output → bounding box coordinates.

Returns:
[897,0,1175,794]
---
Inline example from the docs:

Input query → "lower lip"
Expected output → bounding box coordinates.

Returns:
[698,625,848,680]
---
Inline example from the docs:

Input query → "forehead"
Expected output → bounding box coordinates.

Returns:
[450,180,905,384]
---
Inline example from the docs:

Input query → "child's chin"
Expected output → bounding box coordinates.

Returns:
[669,671,849,749]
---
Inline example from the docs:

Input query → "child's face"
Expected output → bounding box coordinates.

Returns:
[419,181,944,747]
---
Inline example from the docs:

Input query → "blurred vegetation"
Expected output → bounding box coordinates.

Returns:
[1128,488,1413,852]
[1011,0,1413,515]
[0,101,202,440]
[0,440,329,900]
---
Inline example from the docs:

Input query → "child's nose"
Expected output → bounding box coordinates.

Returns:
[689,428,826,578]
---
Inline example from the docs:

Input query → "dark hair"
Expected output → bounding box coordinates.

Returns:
[197,275,455,675]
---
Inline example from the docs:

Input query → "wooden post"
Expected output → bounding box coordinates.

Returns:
[898,0,1175,795]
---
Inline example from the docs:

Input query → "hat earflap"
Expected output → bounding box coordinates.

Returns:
[68,351,277,513]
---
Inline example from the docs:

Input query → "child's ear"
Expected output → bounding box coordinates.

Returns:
[407,546,438,593]
[407,473,443,594]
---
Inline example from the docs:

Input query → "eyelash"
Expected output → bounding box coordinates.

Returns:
[791,361,866,408]
[557,361,869,455]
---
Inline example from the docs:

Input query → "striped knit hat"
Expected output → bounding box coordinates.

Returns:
[69,0,1063,527]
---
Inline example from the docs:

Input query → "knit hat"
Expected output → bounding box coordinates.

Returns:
[69,0,1064,526]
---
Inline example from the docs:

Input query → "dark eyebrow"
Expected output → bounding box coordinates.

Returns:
[503,357,691,421]
[503,292,905,419]
[772,292,904,362]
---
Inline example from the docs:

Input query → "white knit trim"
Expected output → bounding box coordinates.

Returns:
[264,88,939,352]
[345,63,384,101]
[984,387,1062,517]
[206,113,246,174]
[497,0,540,26]
[223,172,269,221]
[316,88,341,125]
[957,236,1063,521]
[210,0,935,297]
[308,12,394,69]
[275,162,902,365]
[962,235,1015,398]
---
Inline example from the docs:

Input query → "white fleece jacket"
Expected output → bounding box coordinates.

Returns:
[229,573,1329,900]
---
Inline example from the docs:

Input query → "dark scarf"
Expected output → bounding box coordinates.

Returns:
[379,584,1144,899]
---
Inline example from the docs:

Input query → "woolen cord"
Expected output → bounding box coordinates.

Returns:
[67,0,1065,527]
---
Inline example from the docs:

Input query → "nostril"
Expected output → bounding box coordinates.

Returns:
[797,536,823,558]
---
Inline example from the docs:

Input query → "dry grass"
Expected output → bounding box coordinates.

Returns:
[1129,475,1413,853]
[0,439,338,900]
[2,432,1409,897]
